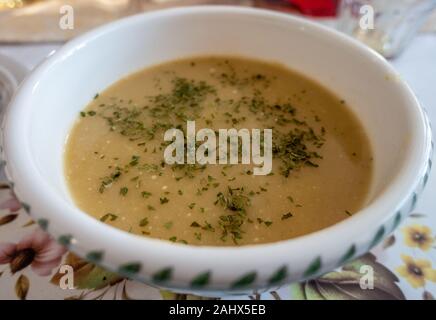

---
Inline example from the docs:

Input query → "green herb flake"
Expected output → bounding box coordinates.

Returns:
[100,213,118,222]
[281,212,293,220]
[119,187,128,196]
[202,221,215,232]
[164,221,173,229]
[194,232,202,240]
[188,202,196,209]
[141,191,152,198]
[129,155,140,166]
[160,197,169,204]
[139,217,149,227]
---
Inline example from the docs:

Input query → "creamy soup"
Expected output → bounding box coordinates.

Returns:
[65,56,373,246]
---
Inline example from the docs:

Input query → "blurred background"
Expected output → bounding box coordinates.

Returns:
[0,0,435,57]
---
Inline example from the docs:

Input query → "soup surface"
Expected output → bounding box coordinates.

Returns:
[65,56,373,246]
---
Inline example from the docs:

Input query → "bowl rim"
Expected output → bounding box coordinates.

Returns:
[1,5,433,291]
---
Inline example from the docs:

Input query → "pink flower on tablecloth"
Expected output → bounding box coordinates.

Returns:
[0,191,21,212]
[0,229,67,276]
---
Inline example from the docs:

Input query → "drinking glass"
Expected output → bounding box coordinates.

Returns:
[336,0,436,58]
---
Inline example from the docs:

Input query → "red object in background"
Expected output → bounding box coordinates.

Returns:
[288,0,340,17]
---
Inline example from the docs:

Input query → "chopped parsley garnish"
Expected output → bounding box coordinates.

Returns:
[281,212,293,220]
[164,221,173,229]
[215,187,251,243]
[139,217,149,227]
[160,197,169,204]
[120,187,128,196]
[188,203,196,209]
[100,213,118,222]
[141,191,152,198]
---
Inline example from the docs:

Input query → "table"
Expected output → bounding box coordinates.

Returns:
[0,34,435,300]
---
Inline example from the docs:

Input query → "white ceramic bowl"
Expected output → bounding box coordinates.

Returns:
[1,6,433,294]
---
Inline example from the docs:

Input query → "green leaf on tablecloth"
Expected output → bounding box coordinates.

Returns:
[342,253,399,284]
[320,270,361,282]
[159,290,218,300]
[15,274,29,300]
[303,281,325,300]
[290,253,405,300]
[51,253,123,290]
[290,283,307,300]
[160,290,179,300]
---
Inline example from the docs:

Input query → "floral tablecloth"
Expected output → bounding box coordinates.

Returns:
[0,34,435,300]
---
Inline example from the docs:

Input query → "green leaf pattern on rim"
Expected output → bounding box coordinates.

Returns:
[153,267,173,283]
[86,251,104,263]
[231,272,257,288]
[304,257,322,278]
[391,211,402,233]
[58,234,73,247]
[369,226,385,249]
[268,266,287,285]
[191,271,211,287]
[118,262,141,275]
[340,244,356,264]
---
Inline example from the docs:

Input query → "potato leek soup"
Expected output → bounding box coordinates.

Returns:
[64,56,373,246]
